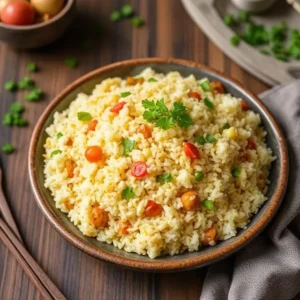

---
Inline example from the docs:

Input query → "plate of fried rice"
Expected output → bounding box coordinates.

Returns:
[29,58,288,271]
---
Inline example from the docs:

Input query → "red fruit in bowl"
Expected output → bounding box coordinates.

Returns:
[1,0,35,26]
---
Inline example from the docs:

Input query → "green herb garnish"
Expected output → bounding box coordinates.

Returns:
[230,35,240,47]
[64,58,78,68]
[18,77,34,90]
[131,17,144,27]
[194,171,204,181]
[25,88,43,102]
[5,80,17,91]
[77,112,92,121]
[148,78,157,82]
[142,99,192,130]
[1,144,14,154]
[203,97,214,109]
[121,4,134,17]
[206,134,217,143]
[9,103,24,113]
[110,10,123,22]
[202,199,215,210]
[27,62,38,72]
[121,186,135,199]
[200,80,211,92]
[156,173,173,183]
[120,91,131,98]
[3,113,13,126]
[57,132,63,139]
[51,150,62,157]
[122,138,135,156]
[232,168,241,178]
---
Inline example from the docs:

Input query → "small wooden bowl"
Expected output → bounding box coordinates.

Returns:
[28,58,288,271]
[0,0,75,49]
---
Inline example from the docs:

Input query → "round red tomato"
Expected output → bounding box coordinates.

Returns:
[85,146,103,163]
[131,161,147,178]
[1,1,35,26]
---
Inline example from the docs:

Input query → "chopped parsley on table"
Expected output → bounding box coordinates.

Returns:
[131,17,144,28]
[64,58,78,68]
[230,35,240,47]
[18,76,34,90]
[27,62,38,72]
[121,186,135,199]
[2,103,27,127]
[1,144,14,154]
[121,4,134,17]
[142,99,192,130]
[4,80,17,91]
[26,88,43,102]
[110,10,123,22]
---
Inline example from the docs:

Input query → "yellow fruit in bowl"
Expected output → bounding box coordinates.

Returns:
[30,0,64,16]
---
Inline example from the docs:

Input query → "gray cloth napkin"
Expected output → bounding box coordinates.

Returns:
[200,80,300,300]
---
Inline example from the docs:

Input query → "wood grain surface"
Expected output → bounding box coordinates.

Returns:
[0,0,268,299]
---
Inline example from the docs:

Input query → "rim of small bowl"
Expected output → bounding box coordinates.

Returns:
[28,58,288,271]
[0,0,75,30]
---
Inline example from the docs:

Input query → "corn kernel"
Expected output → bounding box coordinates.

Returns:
[224,127,238,139]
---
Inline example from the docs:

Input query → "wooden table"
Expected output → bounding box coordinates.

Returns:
[0,1,268,299]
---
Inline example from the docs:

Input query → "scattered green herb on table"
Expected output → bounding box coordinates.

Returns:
[131,17,144,27]
[1,144,14,154]
[223,14,236,26]
[110,10,123,22]
[121,4,134,17]
[64,58,78,68]
[27,62,38,72]
[26,88,43,102]
[4,80,17,91]
[2,103,27,127]
[230,35,240,47]
[18,76,34,90]
[238,11,250,22]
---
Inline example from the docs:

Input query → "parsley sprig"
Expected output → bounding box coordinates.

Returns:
[142,99,193,130]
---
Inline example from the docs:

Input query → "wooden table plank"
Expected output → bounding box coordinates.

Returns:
[0,0,268,299]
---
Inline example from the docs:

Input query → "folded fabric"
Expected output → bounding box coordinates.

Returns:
[200,80,300,300]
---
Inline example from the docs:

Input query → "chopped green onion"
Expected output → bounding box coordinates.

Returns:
[200,80,211,92]
[27,62,38,72]
[195,171,204,181]
[156,173,173,183]
[77,112,92,121]
[25,88,43,102]
[122,138,135,156]
[148,78,157,82]
[51,150,62,157]
[4,80,17,91]
[232,168,241,178]
[3,113,13,126]
[131,17,144,27]
[14,117,27,127]
[1,144,14,154]
[110,10,123,22]
[223,14,235,26]
[223,122,231,130]
[121,186,135,199]
[230,35,240,47]
[57,132,63,139]
[64,58,78,68]
[206,134,217,143]
[202,199,215,210]
[120,91,131,98]
[203,97,214,109]
[121,4,134,17]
